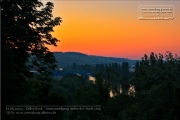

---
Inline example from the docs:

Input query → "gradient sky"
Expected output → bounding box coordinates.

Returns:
[44,1,180,59]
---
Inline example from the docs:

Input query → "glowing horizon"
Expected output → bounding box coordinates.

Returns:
[45,1,180,59]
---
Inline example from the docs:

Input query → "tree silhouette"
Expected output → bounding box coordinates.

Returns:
[2,0,62,75]
[129,52,180,120]
[1,0,62,119]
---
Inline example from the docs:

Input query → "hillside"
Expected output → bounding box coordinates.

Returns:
[53,52,138,68]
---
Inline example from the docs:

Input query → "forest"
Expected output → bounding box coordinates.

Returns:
[1,0,180,120]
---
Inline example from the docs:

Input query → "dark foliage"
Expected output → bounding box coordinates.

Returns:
[1,0,63,119]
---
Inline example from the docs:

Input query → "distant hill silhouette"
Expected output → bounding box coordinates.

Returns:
[53,52,138,68]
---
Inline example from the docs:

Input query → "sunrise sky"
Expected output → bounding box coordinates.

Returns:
[43,1,180,59]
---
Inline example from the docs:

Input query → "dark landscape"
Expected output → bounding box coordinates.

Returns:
[2,0,180,120]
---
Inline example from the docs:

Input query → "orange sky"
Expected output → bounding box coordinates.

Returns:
[45,1,180,59]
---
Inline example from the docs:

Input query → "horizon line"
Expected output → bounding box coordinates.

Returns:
[52,51,141,60]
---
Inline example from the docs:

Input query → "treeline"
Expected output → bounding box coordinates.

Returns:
[56,61,133,96]
[52,52,180,120]
[61,62,131,76]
